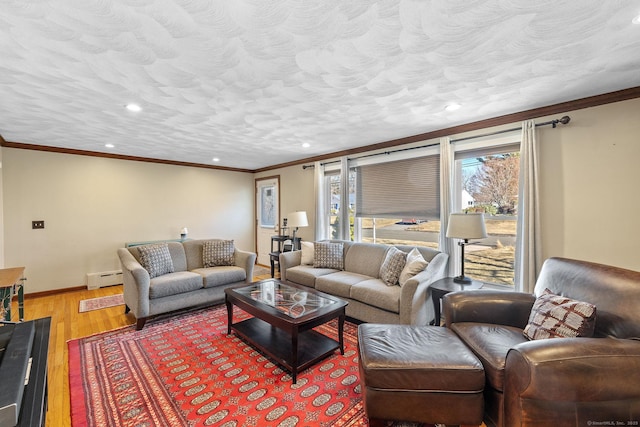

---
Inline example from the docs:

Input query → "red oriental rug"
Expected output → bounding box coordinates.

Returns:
[69,305,436,427]
[68,305,434,427]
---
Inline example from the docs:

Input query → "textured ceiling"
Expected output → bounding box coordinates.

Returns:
[1,1,640,170]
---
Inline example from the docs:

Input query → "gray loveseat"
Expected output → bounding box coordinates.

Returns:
[280,240,448,325]
[117,239,256,330]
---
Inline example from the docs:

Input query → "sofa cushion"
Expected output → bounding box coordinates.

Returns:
[138,243,175,278]
[314,242,344,270]
[193,266,246,288]
[203,239,235,267]
[379,246,407,286]
[344,243,388,277]
[148,271,203,299]
[301,241,314,265]
[351,278,401,313]
[286,265,337,288]
[523,288,597,340]
[399,248,429,286]
[315,271,370,299]
[451,322,528,392]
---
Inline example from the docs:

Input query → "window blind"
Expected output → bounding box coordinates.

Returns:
[355,155,440,220]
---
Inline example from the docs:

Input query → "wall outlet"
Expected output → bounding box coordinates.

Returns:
[32,220,45,229]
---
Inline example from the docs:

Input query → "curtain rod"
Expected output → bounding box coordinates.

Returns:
[450,115,570,143]
[302,115,570,169]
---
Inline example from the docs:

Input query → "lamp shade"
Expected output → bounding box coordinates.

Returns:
[446,213,487,239]
[287,211,308,228]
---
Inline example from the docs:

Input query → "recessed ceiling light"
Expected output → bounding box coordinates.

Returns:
[633,14,640,24]
[105,143,115,148]
[212,157,220,162]
[125,103,141,112]
[445,103,461,112]
[302,143,311,148]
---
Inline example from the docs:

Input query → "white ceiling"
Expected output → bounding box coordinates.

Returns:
[1,1,640,170]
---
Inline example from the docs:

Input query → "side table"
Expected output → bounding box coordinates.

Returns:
[269,235,301,277]
[0,266,26,323]
[431,277,483,326]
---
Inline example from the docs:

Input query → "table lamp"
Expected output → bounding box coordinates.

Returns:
[287,211,308,247]
[446,213,487,284]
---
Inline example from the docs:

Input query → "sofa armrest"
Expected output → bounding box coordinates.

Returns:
[234,248,257,283]
[443,290,535,329]
[279,251,302,282]
[504,338,640,424]
[117,248,151,317]
[399,251,448,325]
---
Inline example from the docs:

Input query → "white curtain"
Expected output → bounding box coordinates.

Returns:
[438,137,456,276]
[515,120,542,293]
[338,157,351,240]
[313,161,328,241]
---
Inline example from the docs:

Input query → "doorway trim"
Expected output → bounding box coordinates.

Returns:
[255,175,280,267]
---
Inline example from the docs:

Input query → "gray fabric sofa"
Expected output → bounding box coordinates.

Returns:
[117,239,256,330]
[279,241,448,325]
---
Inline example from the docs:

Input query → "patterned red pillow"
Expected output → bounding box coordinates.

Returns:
[523,288,596,340]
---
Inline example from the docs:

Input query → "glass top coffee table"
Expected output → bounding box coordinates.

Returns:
[225,279,348,383]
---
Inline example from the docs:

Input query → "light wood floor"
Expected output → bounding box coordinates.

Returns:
[9,268,274,427]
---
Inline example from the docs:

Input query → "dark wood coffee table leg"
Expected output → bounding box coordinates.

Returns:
[225,297,233,334]
[291,327,299,383]
[338,312,345,354]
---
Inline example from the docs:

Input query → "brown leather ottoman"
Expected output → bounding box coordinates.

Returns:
[358,324,485,427]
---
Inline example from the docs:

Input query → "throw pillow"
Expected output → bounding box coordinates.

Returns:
[379,247,407,286]
[313,242,344,270]
[203,239,235,267]
[301,241,315,265]
[523,288,597,340]
[399,247,429,286]
[138,243,174,278]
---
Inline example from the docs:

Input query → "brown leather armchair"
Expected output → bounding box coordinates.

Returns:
[443,257,640,427]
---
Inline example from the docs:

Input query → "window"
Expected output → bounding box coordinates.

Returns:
[453,142,520,287]
[321,139,520,287]
[324,169,356,241]
[259,186,276,227]
[353,150,440,248]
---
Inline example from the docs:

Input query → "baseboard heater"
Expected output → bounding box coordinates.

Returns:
[86,270,123,290]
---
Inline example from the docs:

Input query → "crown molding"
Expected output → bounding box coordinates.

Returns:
[0,141,253,173]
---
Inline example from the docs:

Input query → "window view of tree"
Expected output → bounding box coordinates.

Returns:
[461,152,519,286]
[466,153,519,215]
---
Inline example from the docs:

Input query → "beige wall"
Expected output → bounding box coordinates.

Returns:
[536,97,640,271]
[1,149,254,293]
